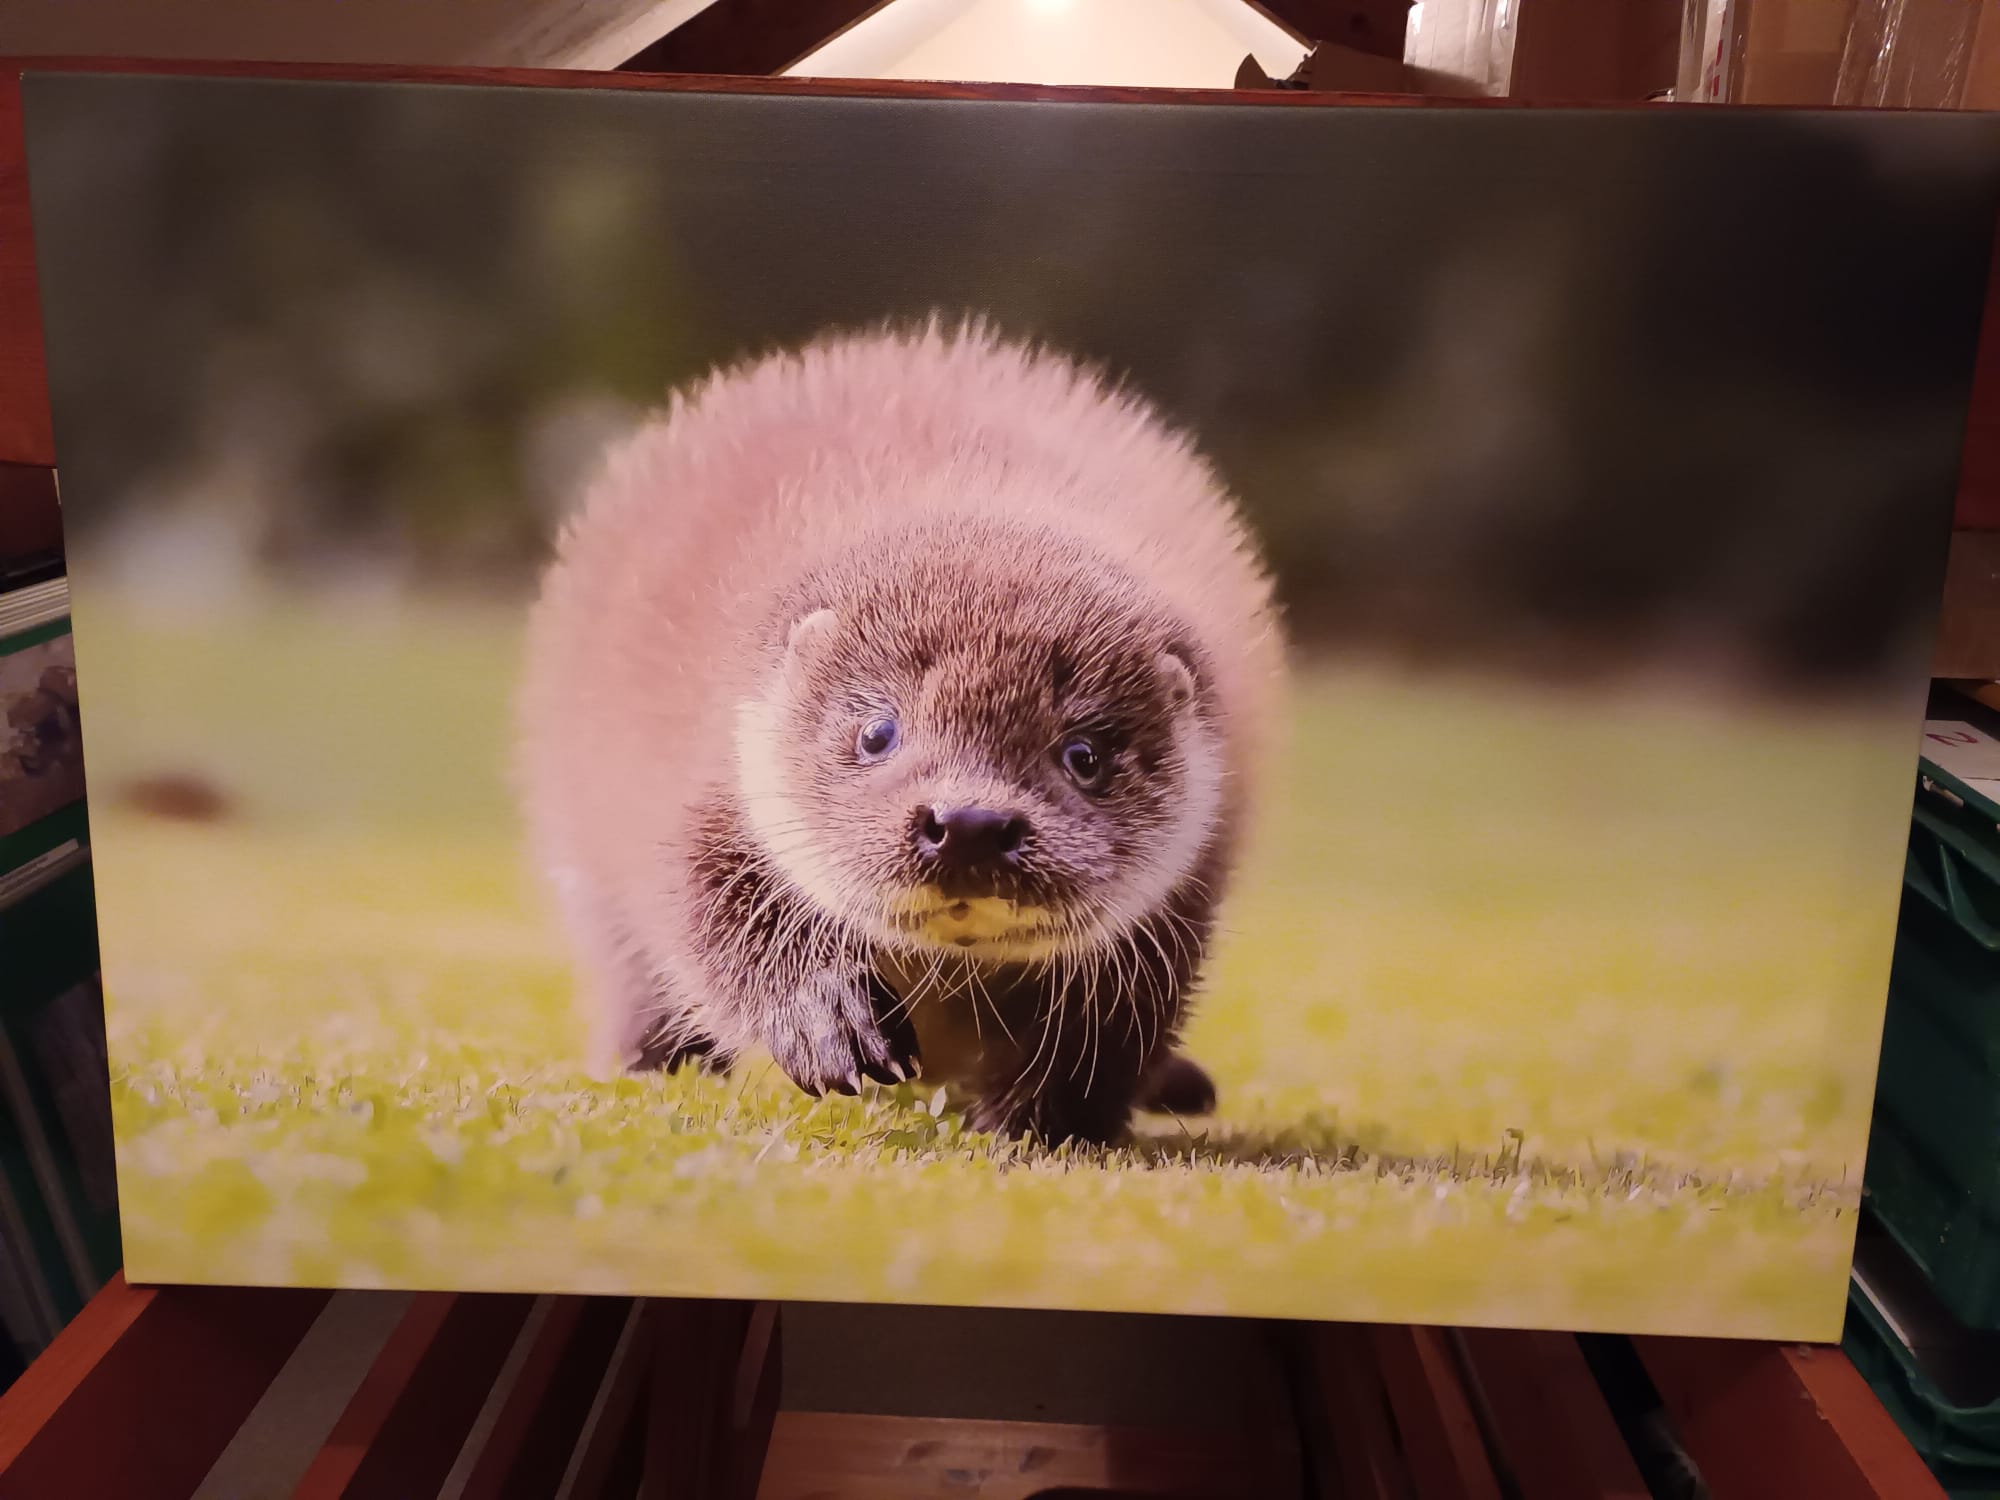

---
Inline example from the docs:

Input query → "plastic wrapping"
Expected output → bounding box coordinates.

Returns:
[1678,0,1986,105]
[1403,0,1519,97]
[1676,0,1740,100]
[1679,0,1860,104]
[1836,0,1980,108]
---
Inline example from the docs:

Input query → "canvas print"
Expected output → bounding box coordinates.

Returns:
[23,74,2000,1338]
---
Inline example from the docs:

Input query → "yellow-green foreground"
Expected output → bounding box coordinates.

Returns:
[79,595,1908,1338]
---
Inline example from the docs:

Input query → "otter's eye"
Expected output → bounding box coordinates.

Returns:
[1060,735,1108,791]
[856,716,901,762]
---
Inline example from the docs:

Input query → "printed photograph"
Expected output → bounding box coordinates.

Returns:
[23,74,2000,1336]
[0,635,82,843]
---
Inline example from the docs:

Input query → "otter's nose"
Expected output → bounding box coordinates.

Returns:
[913,805,1028,873]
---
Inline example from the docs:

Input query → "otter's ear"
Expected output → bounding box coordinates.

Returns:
[1155,648,1197,713]
[782,608,838,683]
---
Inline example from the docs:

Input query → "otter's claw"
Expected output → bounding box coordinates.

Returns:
[767,969,920,1098]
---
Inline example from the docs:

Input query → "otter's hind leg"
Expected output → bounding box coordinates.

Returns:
[969,894,1211,1148]
[969,969,1191,1148]
[630,983,730,1075]
[970,1025,1153,1148]
[1136,1051,1217,1116]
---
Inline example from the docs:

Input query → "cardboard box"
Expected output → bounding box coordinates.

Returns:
[1738,0,1856,103]
[1970,2,2000,109]
[1402,0,1681,101]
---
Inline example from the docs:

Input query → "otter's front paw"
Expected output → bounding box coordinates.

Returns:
[767,970,919,1097]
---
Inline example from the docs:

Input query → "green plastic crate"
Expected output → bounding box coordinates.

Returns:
[1872,754,2000,1328]
[0,856,119,1377]
[1844,1224,2000,1498]
[1868,752,2000,1330]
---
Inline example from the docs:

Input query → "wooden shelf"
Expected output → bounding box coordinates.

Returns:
[0,1276,1951,1499]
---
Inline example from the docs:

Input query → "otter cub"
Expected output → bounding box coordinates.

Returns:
[517,321,1282,1146]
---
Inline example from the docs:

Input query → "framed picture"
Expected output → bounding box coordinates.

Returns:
[22,70,2000,1338]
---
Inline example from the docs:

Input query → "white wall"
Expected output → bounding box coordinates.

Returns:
[790,0,1308,89]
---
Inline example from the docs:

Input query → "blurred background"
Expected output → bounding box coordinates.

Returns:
[24,74,2000,697]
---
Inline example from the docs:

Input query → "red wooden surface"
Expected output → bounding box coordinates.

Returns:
[1367,1325,1504,1500]
[0,1272,330,1500]
[1310,1324,1418,1500]
[1636,1337,1948,1500]
[730,1303,781,1500]
[292,1292,458,1499]
[296,1292,536,1500]
[451,1296,628,1500]
[560,1300,659,1500]
[0,462,59,560]
[1455,1328,1649,1500]
[642,1300,743,1500]
[0,72,52,468]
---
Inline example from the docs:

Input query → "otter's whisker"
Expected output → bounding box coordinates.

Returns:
[1082,941,1110,1095]
[976,962,1018,1048]
[1135,920,1179,1046]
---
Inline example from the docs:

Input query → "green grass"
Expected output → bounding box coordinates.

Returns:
[74,590,1912,1336]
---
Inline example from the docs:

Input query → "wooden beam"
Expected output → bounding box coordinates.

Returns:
[640,1301,738,1500]
[0,1273,330,1500]
[1366,1325,1502,1500]
[617,0,896,76]
[728,1304,780,1500]
[555,1300,657,1500]
[1304,1325,1411,1500]
[1454,1330,1648,1500]
[292,1293,458,1499]
[1255,1,1411,59]
[1635,1338,1946,1500]
[631,1300,781,1500]
[294,1292,536,1500]
[445,1297,635,1500]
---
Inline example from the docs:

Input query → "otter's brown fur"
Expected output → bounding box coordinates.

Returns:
[516,320,1282,1145]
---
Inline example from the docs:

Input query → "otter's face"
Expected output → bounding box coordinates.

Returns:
[733,555,1225,961]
